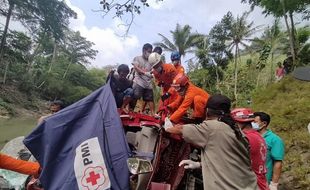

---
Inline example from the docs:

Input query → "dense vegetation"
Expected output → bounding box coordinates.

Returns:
[253,76,310,189]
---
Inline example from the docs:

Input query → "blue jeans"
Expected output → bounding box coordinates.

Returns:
[115,88,133,108]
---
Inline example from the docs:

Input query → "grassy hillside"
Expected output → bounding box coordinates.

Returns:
[252,76,310,189]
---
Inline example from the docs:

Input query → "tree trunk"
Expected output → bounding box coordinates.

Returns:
[281,0,296,67]
[233,44,238,103]
[48,41,57,73]
[27,43,41,73]
[270,52,274,82]
[289,12,297,66]
[2,60,10,84]
[63,57,72,78]
[215,65,221,93]
[0,1,14,67]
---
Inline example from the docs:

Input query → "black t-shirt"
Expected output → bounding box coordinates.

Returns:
[109,73,132,95]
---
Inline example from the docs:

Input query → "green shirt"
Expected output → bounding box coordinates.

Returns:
[263,129,285,183]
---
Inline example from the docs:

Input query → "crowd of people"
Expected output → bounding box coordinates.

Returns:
[107,43,285,189]
[0,43,286,190]
[109,43,210,123]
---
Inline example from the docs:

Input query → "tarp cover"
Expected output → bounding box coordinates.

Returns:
[24,82,131,190]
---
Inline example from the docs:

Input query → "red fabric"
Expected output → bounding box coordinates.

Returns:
[0,153,40,176]
[169,83,209,123]
[243,129,269,190]
[276,67,285,77]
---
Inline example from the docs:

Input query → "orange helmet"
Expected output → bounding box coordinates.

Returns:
[231,108,254,122]
[171,73,189,88]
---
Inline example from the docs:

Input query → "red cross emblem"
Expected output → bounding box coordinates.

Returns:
[81,166,106,190]
[86,171,100,185]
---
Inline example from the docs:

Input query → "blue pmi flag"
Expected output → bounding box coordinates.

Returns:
[24,82,131,190]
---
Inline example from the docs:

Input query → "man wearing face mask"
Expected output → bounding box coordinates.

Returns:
[253,112,285,190]
[130,43,155,115]
[231,108,268,190]
[148,52,179,111]
[168,73,209,123]
[170,51,185,74]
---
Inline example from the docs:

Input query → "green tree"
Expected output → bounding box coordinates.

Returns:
[193,36,223,92]
[226,11,261,103]
[0,0,76,75]
[1,30,32,84]
[195,37,210,68]
[154,24,203,57]
[251,20,287,82]
[208,11,234,69]
[296,26,310,65]
[61,31,98,78]
[241,0,309,67]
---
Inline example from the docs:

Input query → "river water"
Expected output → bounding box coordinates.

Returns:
[0,117,37,149]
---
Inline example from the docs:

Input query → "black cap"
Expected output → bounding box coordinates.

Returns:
[117,64,130,73]
[206,94,231,114]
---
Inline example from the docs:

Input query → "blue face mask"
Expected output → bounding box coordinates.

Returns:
[251,122,260,130]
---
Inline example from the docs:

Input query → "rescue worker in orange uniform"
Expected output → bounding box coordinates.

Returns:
[148,52,179,111]
[0,153,40,177]
[170,51,185,74]
[168,73,209,123]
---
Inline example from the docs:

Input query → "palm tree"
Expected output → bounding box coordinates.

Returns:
[226,11,261,103]
[154,24,203,57]
[194,36,223,93]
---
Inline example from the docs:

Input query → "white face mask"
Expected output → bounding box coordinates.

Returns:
[172,60,179,65]
[251,122,260,130]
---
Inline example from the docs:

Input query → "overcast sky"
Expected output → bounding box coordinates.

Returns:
[2,0,307,68]
[66,0,277,68]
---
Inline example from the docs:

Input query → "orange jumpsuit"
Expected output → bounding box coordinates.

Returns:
[174,64,185,75]
[153,63,177,93]
[0,153,40,176]
[169,83,209,123]
[153,63,180,109]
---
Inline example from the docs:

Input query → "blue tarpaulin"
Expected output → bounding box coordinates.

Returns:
[24,82,131,190]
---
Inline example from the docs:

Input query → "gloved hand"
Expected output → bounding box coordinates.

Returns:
[161,92,171,101]
[269,182,278,190]
[164,117,173,130]
[179,160,201,169]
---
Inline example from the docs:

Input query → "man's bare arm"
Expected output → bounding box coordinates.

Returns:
[272,161,282,183]
[132,63,145,75]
